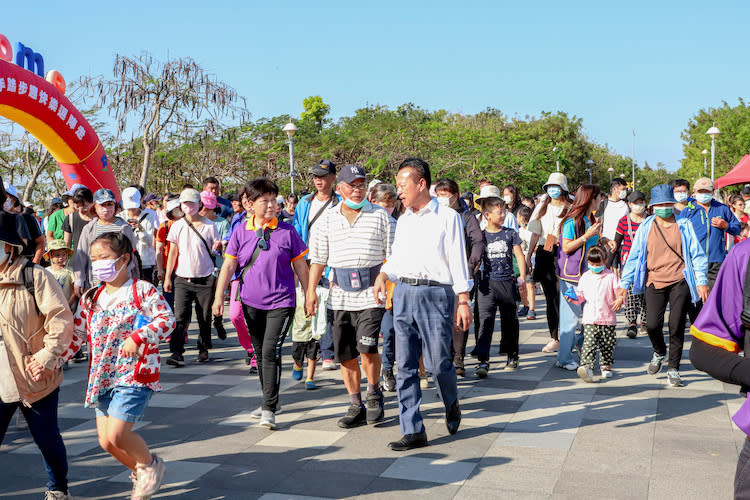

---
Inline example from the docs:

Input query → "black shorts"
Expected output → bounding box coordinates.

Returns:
[292,339,319,365]
[332,308,385,362]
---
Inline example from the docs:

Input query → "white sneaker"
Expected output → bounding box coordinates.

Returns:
[135,454,167,497]
[577,366,596,383]
[556,360,579,371]
[259,410,277,429]
[250,405,282,419]
[44,491,72,500]
[601,366,613,378]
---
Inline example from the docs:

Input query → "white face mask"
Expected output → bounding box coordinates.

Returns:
[674,191,688,203]
[436,196,452,207]
[503,195,513,205]
[618,190,628,200]
[631,203,645,214]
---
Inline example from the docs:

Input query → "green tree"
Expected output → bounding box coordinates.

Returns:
[300,95,330,132]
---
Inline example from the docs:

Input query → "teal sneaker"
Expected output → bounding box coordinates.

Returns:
[292,365,303,381]
[305,379,317,390]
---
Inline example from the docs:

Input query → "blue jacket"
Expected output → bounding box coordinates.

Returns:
[677,199,741,264]
[620,215,708,303]
[292,192,341,246]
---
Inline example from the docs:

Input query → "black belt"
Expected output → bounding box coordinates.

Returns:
[177,275,213,284]
[399,277,446,287]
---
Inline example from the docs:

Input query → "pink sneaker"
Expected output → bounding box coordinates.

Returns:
[542,339,560,353]
[135,454,167,497]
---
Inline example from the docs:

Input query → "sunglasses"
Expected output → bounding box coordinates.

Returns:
[256,228,270,250]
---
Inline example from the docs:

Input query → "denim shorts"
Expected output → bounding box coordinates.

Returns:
[95,386,153,423]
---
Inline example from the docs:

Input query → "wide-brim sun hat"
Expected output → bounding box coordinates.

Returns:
[43,239,73,261]
[475,185,502,201]
[649,184,677,207]
[542,172,569,193]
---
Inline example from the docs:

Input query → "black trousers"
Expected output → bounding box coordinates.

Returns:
[171,275,216,355]
[532,246,559,340]
[476,279,520,362]
[243,305,294,412]
[644,280,691,370]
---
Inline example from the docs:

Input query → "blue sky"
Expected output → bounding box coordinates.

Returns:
[3,1,747,172]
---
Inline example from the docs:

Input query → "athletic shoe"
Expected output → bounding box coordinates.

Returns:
[337,404,367,429]
[454,356,466,377]
[166,353,185,367]
[305,379,317,390]
[555,360,579,371]
[365,391,385,424]
[382,369,397,392]
[259,410,277,429]
[505,356,519,371]
[44,491,72,500]
[527,310,537,320]
[542,339,559,353]
[601,366,613,378]
[518,305,529,317]
[476,362,489,378]
[322,359,338,371]
[420,375,430,389]
[197,350,209,363]
[292,365,303,380]
[577,365,596,383]
[626,323,638,339]
[129,470,138,500]
[647,353,665,375]
[250,406,281,419]
[667,369,683,387]
[135,454,167,497]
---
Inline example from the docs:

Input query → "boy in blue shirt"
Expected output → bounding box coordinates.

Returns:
[475,197,527,377]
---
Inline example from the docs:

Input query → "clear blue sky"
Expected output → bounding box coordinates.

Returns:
[3,1,747,172]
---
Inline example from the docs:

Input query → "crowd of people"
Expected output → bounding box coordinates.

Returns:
[2,161,750,498]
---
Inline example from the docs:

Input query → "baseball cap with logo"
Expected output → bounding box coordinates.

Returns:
[179,188,200,204]
[121,187,142,210]
[93,189,116,204]
[337,165,366,184]
[310,159,336,176]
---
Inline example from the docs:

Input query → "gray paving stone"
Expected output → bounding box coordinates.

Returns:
[552,470,649,499]
[381,456,477,484]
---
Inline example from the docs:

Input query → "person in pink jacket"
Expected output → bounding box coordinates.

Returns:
[565,246,624,382]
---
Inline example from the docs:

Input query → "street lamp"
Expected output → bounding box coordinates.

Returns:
[701,149,708,176]
[607,167,614,184]
[283,122,298,194]
[585,159,594,184]
[707,124,720,183]
[553,146,560,172]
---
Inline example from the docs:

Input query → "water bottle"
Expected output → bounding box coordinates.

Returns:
[133,313,151,330]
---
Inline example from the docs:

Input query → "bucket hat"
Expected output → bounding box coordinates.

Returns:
[649,184,676,207]
[542,172,569,193]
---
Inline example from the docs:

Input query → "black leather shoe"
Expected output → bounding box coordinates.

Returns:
[446,400,461,435]
[388,432,428,451]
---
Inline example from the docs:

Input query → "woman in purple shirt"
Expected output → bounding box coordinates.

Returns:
[212,178,310,430]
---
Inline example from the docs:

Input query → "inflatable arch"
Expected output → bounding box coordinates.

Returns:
[0,37,119,199]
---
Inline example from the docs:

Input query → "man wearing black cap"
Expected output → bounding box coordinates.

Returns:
[291,160,341,370]
[306,165,395,427]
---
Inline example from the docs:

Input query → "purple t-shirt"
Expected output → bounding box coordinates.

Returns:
[225,217,308,310]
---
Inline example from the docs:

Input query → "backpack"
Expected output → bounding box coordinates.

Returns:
[22,259,39,315]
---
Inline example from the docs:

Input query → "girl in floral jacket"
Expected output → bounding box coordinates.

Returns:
[65,232,175,499]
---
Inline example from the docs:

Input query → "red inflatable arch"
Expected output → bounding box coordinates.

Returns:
[0,55,119,198]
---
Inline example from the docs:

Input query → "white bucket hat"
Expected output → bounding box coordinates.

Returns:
[542,172,569,193]
[475,185,502,201]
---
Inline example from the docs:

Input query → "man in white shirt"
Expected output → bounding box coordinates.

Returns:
[374,158,473,451]
[307,165,395,429]
[599,178,629,262]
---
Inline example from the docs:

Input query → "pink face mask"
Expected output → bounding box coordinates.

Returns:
[91,256,123,283]
[96,204,115,220]
[181,202,198,216]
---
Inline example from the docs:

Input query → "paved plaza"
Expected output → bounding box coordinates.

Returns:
[0,298,746,499]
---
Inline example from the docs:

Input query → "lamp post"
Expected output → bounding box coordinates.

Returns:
[553,146,560,172]
[283,122,298,194]
[585,159,594,184]
[607,167,614,184]
[707,124,720,184]
[701,149,708,176]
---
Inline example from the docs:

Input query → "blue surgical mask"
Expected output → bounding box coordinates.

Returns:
[547,186,562,199]
[695,192,713,205]
[589,265,604,274]
[343,197,369,210]
[674,191,688,203]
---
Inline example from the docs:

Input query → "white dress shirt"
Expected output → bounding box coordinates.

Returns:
[381,198,473,295]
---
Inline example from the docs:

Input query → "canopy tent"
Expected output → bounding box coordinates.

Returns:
[715,155,750,189]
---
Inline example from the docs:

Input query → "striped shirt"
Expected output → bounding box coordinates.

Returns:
[309,203,395,311]
[615,214,641,265]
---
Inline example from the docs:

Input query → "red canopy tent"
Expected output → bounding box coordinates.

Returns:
[715,155,750,189]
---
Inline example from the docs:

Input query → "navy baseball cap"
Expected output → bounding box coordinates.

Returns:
[93,188,116,204]
[337,165,366,185]
[310,159,336,176]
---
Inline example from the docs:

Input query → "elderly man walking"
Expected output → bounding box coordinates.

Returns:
[307,165,395,428]
[374,158,473,451]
